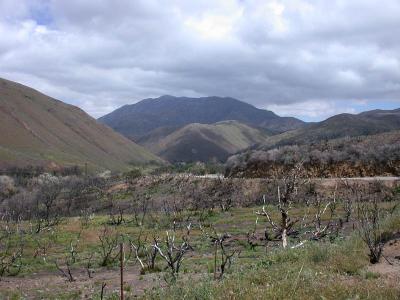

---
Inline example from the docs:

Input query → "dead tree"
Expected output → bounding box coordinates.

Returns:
[54,231,81,282]
[357,197,384,264]
[310,194,332,240]
[33,229,57,262]
[106,194,127,226]
[129,193,150,227]
[129,230,158,274]
[200,225,238,280]
[85,252,94,278]
[32,182,63,233]
[153,225,193,279]
[257,164,308,248]
[98,226,120,266]
[55,259,74,282]
[341,180,364,223]
[246,218,263,250]
[0,235,23,280]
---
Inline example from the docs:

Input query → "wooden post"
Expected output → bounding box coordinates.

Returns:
[214,242,218,280]
[120,243,124,300]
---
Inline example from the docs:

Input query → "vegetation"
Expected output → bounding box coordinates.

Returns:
[0,166,399,299]
[226,130,400,178]
[152,162,224,175]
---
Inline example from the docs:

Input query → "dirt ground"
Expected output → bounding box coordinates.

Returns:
[368,234,400,285]
[0,265,163,299]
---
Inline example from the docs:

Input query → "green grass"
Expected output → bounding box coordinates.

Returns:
[1,204,400,299]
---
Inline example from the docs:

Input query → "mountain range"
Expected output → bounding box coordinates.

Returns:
[0,78,161,171]
[98,95,304,140]
[257,108,400,150]
[1,77,399,169]
[99,95,400,163]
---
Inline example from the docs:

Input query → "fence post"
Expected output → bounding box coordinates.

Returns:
[120,242,124,300]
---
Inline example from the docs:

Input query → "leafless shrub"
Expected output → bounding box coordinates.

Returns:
[0,233,24,280]
[55,259,75,282]
[129,193,151,227]
[54,232,81,282]
[0,175,16,201]
[98,226,120,266]
[85,252,95,278]
[33,230,57,262]
[79,208,94,228]
[32,182,63,233]
[309,194,333,240]
[129,230,159,274]
[357,197,385,264]
[246,218,263,250]
[257,164,308,248]
[153,225,193,279]
[200,225,238,279]
[105,193,129,226]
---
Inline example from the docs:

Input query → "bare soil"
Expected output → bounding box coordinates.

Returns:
[0,265,162,299]
[368,234,400,285]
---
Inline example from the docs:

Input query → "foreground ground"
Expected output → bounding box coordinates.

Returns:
[0,175,399,299]
[0,204,399,299]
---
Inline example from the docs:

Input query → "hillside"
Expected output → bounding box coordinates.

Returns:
[139,120,270,162]
[98,95,304,140]
[0,78,162,171]
[226,130,400,178]
[257,108,400,149]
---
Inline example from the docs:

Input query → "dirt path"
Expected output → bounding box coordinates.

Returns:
[0,265,163,299]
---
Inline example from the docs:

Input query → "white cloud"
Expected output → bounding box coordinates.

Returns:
[266,100,357,121]
[0,0,399,119]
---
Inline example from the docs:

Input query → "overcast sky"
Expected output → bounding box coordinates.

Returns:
[1,0,399,121]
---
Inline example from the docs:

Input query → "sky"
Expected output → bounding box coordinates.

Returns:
[0,0,399,121]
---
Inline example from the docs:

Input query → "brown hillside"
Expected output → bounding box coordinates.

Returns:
[139,120,269,162]
[0,78,162,171]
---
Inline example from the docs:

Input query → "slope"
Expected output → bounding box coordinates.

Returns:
[0,78,162,171]
[139,120,270,162]
[258,108,400,149]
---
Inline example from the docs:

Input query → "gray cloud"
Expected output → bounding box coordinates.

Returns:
[0,0,399,121]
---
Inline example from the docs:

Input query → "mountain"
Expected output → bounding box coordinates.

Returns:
[98,95,305,140]
[257,108,400,149]
[139,120,270,163]
[0,78,162,171]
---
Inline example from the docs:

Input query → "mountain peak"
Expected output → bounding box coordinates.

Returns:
[99,96,304,139]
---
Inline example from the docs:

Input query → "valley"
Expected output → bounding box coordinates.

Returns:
[0,79,399,300]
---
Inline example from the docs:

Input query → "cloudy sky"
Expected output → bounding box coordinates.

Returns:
[0,0,399,121]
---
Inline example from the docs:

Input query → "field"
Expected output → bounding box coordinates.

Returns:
[0,170,400,299]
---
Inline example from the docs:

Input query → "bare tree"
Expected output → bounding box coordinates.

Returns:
[153,225,193,279]
[54,231,81,282]
[98,226,120,266]
[309,194,333,240]
[246,218,263,250]
[357,197,384,264]
[200,225,238,280]
[129,193,151,227]
[257,164,308,248]
[106,193,128,226]
[33,182,63,233]
[129,230,158,274]
[0,234,23,280]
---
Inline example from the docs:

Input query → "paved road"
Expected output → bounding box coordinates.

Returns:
[193,174,400,181]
